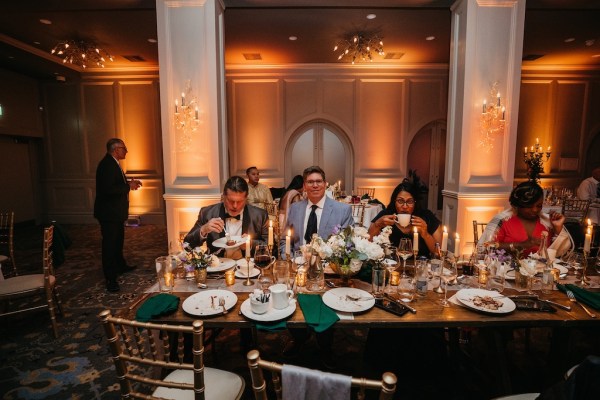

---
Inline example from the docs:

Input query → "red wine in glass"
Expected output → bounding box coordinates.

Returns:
[254,255,272,269]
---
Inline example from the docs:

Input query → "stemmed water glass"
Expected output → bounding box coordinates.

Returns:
[397,239,413,278]
[440,261,458,307]
[255,244,275,290]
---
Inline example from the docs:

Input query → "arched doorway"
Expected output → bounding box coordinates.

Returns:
[407,120,446,217]
[286,121,353,191]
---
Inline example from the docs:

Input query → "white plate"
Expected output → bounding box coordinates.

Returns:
[235,267,261,278]
[240,298,296,321]
[207,258,236,273]
[551,263,569,274]
[321,287,375,313]
[213,236,245,249]
[236,258,254,269]
[455,288,516,314]
[504,269,516,281]
[182,290,238,316]
[382,259,398,267]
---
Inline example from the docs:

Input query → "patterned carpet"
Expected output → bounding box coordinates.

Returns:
[1,224,598,400]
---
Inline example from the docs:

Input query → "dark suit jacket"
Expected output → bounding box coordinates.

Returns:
[184,203,269,254]
[279,196,354,256]
[94,154,130,222]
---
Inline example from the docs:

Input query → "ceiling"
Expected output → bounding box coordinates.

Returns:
[0,0,599,80]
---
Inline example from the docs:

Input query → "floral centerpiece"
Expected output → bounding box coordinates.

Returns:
[309,225,391,286]
[178,242,218,286]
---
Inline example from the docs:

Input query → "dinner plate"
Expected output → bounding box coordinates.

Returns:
[455,288,516,314]
[235,267,260,278]
[207,258,236,273]
[212,236,245,249]
[240,298,296,321]
[322,287,375,313]
[382,259,398,267]
[182,290,238,316]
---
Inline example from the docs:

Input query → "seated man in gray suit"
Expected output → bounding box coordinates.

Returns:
[184,175,269,258]
[278,165,353,369]
[279,165,354,257]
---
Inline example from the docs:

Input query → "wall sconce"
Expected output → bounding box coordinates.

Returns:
[523,137,551,182]
[479,81,505,150]
[174,80,201,152]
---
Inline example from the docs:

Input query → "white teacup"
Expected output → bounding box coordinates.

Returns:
[396,213,411,227]
[250,296,270,314]
[270,283,293,309]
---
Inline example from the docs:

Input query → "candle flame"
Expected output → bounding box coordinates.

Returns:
[443,226,447,233]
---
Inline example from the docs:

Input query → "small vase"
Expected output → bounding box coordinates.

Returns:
[195,268,207,286]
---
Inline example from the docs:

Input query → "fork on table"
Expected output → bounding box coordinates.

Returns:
[566,290,596,318]
[218,296,228,314]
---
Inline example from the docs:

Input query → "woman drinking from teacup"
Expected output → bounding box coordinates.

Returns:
[368,178,443,257]
[478,181,573,257]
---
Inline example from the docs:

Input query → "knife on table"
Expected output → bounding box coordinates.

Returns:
[508,295,571,311]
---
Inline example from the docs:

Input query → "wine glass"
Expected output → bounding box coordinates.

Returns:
[397,239,413,278]
[254,244,275,290]
[440,261,458,307]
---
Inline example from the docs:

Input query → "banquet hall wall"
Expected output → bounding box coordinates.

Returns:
[1,65,599,225]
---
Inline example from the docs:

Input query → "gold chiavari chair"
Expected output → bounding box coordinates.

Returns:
[352,204,366,227]
[0,225,62,337]
[247,349,396,400]
[473,220,488,244]
[562,198,591,225]
[98,310,245,400]
[355,187,375,198]
[0,211,16,277]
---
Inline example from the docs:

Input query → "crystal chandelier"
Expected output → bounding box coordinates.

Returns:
[174,80,201,152]
[50,40,114,69]
[479,82,506,151]
[333,33,385,64]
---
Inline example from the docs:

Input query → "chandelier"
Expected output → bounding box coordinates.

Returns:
[174,80,201,152]
[479,81,506,151]
[333,33,385,64]
[50,40,114,69]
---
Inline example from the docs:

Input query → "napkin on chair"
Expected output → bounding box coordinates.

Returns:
[557,284,600,310]
[282,364,351,400]
[135,293,180,322]
[297,294,339,333]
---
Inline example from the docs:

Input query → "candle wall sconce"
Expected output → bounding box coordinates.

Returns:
[479,81,506,151]
[174,80,201,152]
[523,138,551,183]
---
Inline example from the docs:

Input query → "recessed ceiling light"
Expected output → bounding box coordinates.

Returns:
[585,39,595,47]
[33,41,41,45]
[8,56,14,59]
[564,38,575,43]
[366,14,376,20]
[39,19,52,25]
[289,36,297,41]
[426,36,436,41]
[147,38,157,43]
[592,54,600,58]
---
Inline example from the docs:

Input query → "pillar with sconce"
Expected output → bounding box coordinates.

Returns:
[479,81,506,150]
[173,80,201,152]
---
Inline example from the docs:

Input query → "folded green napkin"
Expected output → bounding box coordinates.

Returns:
[135,293,180,322]
[297,294,339,333]
[255,320,287,331]
[556,284,600,310]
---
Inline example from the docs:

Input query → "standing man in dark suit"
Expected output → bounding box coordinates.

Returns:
[94,138,142,293]
[184,175,269,258]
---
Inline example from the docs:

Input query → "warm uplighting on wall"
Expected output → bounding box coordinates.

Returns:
[174,80,201,152]
[479,82,505,151]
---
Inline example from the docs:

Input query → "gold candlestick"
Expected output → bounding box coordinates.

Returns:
[242,255,254,286]
[579,251,590,286]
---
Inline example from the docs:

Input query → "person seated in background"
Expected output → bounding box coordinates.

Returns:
[368,178,443,257]
[184,175,269,258]
[577,165,600,224]
[246,166,273,209]
[278,175,304,236]
[478,180,573,258]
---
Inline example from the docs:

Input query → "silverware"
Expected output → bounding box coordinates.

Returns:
[325,280,337,288]
[128,292,151,310]
[345,294,373,301]
[508,294,571,311]
[540,299,571,311]
[384,294,416,314]
[566,290,596,318]
[218,296,228,314]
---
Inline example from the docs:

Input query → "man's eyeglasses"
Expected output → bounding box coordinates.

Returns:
[306,179,324,186]
[396,198,415,206]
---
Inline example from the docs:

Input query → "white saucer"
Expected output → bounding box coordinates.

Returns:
[240,298,296,321]
[213,236,245,249]
[235,267,260,278]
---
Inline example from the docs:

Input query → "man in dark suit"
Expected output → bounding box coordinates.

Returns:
[279,165,354,256]
[278,165,354,369]
[184,175,269,257]
[94,138,142,293]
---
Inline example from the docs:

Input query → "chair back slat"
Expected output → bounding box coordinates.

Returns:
[355,188,375,198]
[0,211,16,276]
[473,220,487,244]
[562,199,591,225]
[351,204,366,227]
[247,349,396,400]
